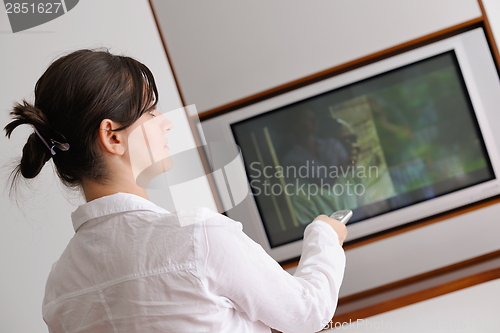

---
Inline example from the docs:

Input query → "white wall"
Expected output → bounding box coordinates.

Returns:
[152,0,482,113]
[484,0,500,43]
[0,1,188,332]
[327,278,500,332]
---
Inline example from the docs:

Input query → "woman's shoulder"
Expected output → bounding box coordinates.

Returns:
[172,207,242,230]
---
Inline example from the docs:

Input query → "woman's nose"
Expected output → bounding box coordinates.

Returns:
[160,114,173,134]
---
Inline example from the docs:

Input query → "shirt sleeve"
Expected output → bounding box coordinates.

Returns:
[196,210,346,333]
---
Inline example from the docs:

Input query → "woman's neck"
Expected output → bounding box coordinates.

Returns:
[81,177,148,202]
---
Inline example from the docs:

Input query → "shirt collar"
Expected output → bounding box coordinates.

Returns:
[71,192,168,232]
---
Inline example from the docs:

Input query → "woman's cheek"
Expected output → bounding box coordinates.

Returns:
[127,127,153,180]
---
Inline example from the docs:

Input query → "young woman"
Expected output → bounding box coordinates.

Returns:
[5,49,347,333]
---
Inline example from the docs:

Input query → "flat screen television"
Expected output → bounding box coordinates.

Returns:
[201,28,500,263]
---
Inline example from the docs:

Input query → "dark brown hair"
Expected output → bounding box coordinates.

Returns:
[4,49,158,189]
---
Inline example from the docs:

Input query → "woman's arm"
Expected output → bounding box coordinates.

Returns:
[197,210,346,333]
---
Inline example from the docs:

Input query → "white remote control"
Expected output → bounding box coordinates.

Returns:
[329,210,353,224]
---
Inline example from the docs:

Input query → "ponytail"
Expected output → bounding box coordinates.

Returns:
[4,101,54,181]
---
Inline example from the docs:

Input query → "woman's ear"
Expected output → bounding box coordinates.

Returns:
[99,119,127,156]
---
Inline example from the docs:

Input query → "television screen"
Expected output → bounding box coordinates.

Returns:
[231,51,495,249]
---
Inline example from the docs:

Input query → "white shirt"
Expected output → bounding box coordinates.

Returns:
[42,193,346,333]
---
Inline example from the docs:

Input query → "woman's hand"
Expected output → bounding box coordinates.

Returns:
[313,215,348,246]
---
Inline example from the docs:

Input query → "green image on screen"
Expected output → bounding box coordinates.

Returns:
[231,51,494,248]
